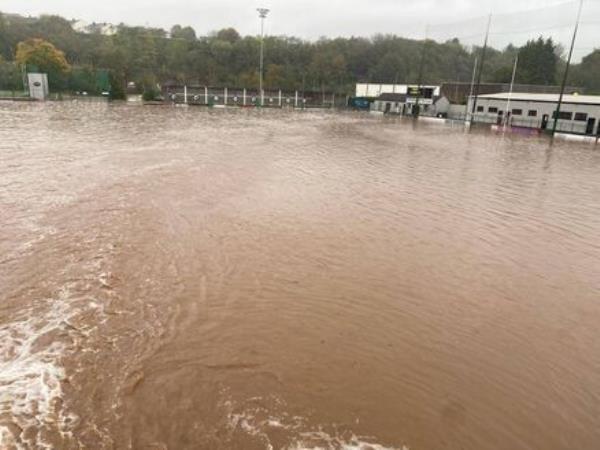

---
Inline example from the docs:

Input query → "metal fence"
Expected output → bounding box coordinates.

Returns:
[470,113,590,134]
[161,85,348,109]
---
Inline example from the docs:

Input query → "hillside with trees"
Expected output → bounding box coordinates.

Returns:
[0,11,598,96]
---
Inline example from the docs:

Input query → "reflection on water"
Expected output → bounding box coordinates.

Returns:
[1,102,599,450]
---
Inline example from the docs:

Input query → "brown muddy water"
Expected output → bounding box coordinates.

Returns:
[0,102,599,450]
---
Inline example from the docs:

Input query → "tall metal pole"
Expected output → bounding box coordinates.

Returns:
[257,8,269,107]
[551,0,584,137]
[465,56,478,123]
[414,25,429,118]
[470,14,492,125]
[503,54,519,132]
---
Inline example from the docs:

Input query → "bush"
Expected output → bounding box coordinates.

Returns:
[108,71,126,100]
[142,88,159,101]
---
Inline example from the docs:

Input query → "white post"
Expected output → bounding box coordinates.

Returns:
[295,90,298,108]
[504,55,519,132]
[279,90,282,107]
[184,85,188,104]
[332,93,335,109]
[205,86,208,105]
[224,87,228,106]
[243,88,247,106]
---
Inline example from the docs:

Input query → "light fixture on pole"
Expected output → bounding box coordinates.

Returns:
[257,8,270,107]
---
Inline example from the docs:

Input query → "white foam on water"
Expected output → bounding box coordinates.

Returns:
[226,401,407,450]
[287,430,408,450]
[0,287,79,449]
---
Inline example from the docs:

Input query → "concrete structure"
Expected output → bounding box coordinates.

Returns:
[27,73,49,100]
[468,93,600,136]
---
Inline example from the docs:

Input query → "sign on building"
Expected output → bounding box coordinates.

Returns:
[406,86,436,105]
[27,73,49,100]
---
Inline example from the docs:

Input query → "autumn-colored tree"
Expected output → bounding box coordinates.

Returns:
[16,38,70,89]
[15,38,70,75]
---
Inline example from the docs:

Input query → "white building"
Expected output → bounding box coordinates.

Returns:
[356,83,440,100]
[371,93,450,117]
[72,20,117,36]
[469,93,600,136]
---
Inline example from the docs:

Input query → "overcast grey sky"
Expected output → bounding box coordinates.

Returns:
[2,0,598,57]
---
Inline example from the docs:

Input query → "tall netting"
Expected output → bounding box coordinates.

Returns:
[392,0,599,132]
[403,0,598,90]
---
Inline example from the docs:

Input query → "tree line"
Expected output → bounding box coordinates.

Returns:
[1,11,599,97]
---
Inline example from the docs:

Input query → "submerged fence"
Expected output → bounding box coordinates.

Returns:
[161,85,349,109]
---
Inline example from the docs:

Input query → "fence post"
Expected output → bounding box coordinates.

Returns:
[332,93,335,109]
[295,91,298,109]
[278,90,282,107]
[184,85,188,104]
[243,88,246,106]
[224,87,228,106]
[204,86,208,105]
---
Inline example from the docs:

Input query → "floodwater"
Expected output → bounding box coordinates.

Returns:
[1,102,599,450]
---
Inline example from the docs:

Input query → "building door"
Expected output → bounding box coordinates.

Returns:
[541,114,549,130]
[585,118,596,135]
[385,102,391,113]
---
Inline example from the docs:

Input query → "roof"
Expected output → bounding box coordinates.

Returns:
[476,92,600,106]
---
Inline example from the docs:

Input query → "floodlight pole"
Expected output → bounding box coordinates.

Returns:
[257,8,270,107]
[551,0,584,138]
[503,54,519,133]
[470,14,492,126]
[465,56,478,124]
[414,25,429,118]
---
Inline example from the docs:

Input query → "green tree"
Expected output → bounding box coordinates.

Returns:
[5,10,600,95]
[215,28,240,43]
[265,63,285,88]
[517,37,558,85]
[171,25,196,41]
[572,49,600,94]
[0,56,23,91]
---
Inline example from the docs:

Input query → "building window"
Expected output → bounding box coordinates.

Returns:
[574,112,588,122]
[552,111,573,120]
[489,107,498,113]
[528,110,537,117]
[477,106,484,112]
[512,109,523,116]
